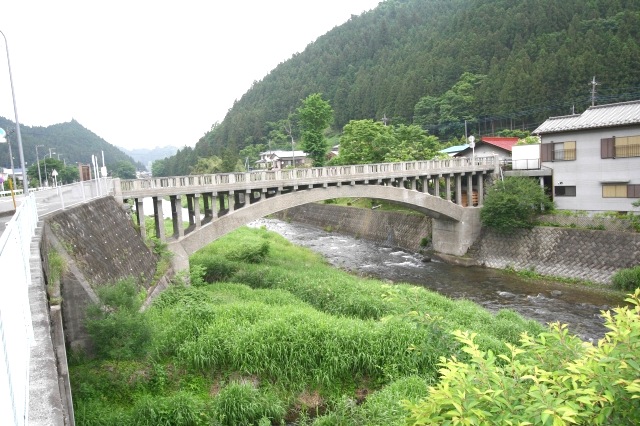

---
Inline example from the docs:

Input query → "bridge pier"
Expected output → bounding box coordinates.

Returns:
[153,196,165,240]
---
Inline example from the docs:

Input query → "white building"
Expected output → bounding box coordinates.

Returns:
[533,100,640,213]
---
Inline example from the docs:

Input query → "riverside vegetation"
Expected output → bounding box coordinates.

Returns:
[70,226,640,425]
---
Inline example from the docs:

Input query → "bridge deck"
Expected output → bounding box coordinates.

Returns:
[120,157,497,198]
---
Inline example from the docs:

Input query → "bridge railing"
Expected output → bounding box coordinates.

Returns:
[0,194,37,426]
[120,157,497,194]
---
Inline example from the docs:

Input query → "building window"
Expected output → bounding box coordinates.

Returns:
[601,135,640,158]
[553,141,576,160]
[602,184,640,198]
[555,186,576,197]
[542,141,576,161]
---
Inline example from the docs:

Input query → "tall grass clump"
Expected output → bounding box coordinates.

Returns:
[211,381,285,426]
[611,265,640,291]
[85,278,151,360]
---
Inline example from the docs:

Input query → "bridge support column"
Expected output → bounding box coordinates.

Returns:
[466,173,473,206]
[152,196,165,240]
[193,194,202,229]
[170,195,184,239]
[228,191,235,213]
[445,175,451,201]
[134,198,146,239]
[455,174,462,205]
[211,193,219,218]
[477,173,485,206]
[434,175,441,198]
[432,208,482,256]
[410,178,417,191]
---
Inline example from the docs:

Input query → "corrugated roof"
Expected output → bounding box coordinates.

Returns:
[440,144,468,154]
[533,100,640,135]
[480,137,519,151]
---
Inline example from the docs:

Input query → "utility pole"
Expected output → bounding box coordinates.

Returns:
[590,76,598,106]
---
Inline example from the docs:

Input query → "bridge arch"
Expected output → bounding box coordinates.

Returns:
[167,185,481,270]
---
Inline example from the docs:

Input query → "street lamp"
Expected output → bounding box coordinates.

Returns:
[35,144,44,188]
[1,29,28,195]
[0,127,17,208]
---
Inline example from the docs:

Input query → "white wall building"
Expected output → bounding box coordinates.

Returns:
[533,100,640,213]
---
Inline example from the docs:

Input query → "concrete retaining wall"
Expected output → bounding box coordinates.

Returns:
[42,197,159,352]
[273,203,639,284]
[273,203,432,252]
[470,227,640,284]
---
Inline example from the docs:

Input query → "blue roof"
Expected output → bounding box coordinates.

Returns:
[440,144,468,154]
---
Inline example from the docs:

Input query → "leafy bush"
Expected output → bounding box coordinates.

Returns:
[480,176,554,233]
[611,265,640,291]
[404,289,640,425]
[86,279,151,360]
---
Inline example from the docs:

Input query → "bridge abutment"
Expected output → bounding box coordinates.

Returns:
[432,208,483,256]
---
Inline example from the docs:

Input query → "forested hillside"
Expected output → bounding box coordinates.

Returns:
[156,0,640,175]
[0,116,142,172]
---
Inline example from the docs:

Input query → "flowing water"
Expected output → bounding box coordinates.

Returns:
[250,218,626,342]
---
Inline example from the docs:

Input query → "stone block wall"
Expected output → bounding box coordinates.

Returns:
[470,227,640,284]
[41,196,159,351]
[273,203,432,252]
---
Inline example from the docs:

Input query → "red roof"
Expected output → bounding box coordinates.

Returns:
[480,137,519,152]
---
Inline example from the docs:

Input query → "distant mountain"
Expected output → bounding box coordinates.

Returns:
[157,0,640,176]
[0,117,142,170]
[117,146,179,171]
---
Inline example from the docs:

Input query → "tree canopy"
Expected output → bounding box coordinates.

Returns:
[298,94,333,167]
[480,177,555,233]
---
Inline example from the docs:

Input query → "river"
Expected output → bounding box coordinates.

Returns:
[250,218,625,342]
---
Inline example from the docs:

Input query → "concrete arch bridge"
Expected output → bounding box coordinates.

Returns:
[115,157,499,269]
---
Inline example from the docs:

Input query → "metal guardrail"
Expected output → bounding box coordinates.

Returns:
[0,194,37,426]
[120,157,498,195]
[35,178,113,217]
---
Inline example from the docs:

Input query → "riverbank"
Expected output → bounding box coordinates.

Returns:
[70,226,545,425]
[273,202,640,285]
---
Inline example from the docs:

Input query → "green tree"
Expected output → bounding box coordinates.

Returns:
[189,156,223,175]
[297,93,333,167]
[151,158,166,177]
[111,161,137,179]
[338,119,393,165]
[384,124,441,162]
[480,176,554,233]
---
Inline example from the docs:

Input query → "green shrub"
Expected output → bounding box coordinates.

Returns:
[480,176,554,233]
[189,254,238,282]
[404,289,640,425]
[226,240,270,263]
[86,279,151,360]
[211,381,285,426]
[131,392,209,426]
[611,265,640,291]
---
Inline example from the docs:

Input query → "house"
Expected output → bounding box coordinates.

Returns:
[532,99,640,213]
[453,137,519,163]
[255,150,309,170]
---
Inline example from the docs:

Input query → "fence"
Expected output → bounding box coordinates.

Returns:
[34,178,113,217]
[0,194,38,426]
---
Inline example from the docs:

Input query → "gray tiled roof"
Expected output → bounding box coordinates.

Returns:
[532,100,640,135]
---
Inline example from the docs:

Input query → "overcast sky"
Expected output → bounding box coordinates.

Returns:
[0,1,380,151]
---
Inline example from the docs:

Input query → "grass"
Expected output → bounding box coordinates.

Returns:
[71,226,546,425]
